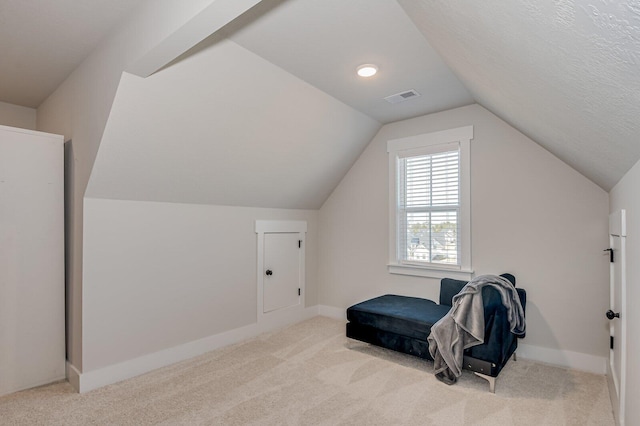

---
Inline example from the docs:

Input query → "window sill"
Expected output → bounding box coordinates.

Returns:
[387,263,474,280]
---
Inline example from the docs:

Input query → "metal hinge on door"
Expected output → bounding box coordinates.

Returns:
[298,288,301,296]
[298,240,301,248]
[610,336,614,350]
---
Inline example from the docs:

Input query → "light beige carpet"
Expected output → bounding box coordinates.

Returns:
[0,316,614,425]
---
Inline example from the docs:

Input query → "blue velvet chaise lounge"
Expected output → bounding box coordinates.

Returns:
[346,274,526,392]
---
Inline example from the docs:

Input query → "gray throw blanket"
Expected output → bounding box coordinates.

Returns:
[427,274,526,385]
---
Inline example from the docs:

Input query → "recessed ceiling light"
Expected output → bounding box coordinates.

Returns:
[356,64,378,78]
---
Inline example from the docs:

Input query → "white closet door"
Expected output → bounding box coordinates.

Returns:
[0,125,65,396]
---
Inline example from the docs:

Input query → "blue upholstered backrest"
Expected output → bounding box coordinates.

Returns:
[439,273,519,307]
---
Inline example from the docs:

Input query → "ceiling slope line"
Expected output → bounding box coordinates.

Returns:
[126,0,264,78]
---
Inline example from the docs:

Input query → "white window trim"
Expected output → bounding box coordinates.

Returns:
[387,126,473,280]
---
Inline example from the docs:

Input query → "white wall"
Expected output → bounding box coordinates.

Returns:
[87,38,379,208]
[609,158,640,426]
[82,198,317,373]
[319,104,610,370]
[74,10,376,387]
[34,0,263,371]
[0,101,36,130]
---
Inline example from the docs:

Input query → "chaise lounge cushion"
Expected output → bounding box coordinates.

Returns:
[346,294,451,341]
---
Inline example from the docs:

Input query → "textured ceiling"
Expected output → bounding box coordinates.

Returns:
[398,0,640,191]
[0,0,144,108]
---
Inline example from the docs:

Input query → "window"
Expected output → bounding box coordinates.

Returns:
[399,148,460,265]
[387,126,473,279]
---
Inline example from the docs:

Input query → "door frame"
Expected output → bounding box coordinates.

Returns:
[607,210,626,425]
[255,220,306,323]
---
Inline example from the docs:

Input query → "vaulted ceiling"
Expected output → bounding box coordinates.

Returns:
[0,0,145,108]
[222,0,474,124]
[1,0,639,193]
[398,0,640,191]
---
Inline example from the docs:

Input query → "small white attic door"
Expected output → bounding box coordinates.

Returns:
[255,221,306,319]
[263,232,301,312]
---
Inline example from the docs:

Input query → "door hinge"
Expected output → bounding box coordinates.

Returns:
[610,336,614,350]
[298,240,301,248]
[604,248,614,263]
[298,288,301,296]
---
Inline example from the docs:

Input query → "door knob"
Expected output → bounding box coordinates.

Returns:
[606,310,620,320]
[265,269,273,276]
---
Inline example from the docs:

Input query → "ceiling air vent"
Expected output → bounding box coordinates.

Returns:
[384,89,421,104]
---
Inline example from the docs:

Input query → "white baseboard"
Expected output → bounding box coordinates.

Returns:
[73,305,319,393]
[66,362,81,391]
[69,304,607,393]
[516,343,607,375]
[318,304,346,320]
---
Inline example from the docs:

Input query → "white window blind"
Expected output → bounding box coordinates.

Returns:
[397,147,460,266]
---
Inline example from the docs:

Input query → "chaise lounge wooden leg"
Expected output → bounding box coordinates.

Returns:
[513,351,517,361]
[474,372,496,393]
